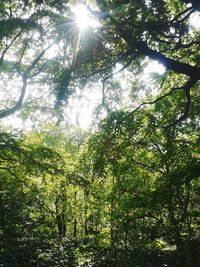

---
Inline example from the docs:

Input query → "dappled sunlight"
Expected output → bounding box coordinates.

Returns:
[0,1,200,266]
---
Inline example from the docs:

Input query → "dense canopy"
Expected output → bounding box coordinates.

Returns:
[0,0,200,266]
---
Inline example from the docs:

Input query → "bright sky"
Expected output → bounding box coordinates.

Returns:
[189,12,200,30]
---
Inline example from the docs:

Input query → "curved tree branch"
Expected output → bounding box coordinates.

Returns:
[131,86,184,114]
[97,5,200,79]
[0,74,27,119]
[0,29,24,64]
[0,45,51,119]
[164,77,197,128]
[136,42,200,78]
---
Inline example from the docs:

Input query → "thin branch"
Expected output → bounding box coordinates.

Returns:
[131,157,165,174]
[17,36,33,67]
[0,44,53,119]
[30,61,48,78]
[169,6,194,24]
[130,86,183,115]
[99,53,139,112]
[0,29,24,64]
[9,0,13,20]
[136,129,153,145]
[152,142,164,157]
[101,80,111,113]
[103,52,139,81]
[172,40,199,51]
[25,48,47,75]
[164,77,197,128]
[127,77,196,129]
[0,74,28,119]
[78,50,134,80]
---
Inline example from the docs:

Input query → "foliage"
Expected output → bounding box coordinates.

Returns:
[0,0,200,267]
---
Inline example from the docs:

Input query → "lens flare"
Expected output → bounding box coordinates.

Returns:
[71,4,99,31]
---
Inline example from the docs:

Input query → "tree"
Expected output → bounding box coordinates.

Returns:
[0,0,199,125]
[0,129,77,266]
[87,92,200,266]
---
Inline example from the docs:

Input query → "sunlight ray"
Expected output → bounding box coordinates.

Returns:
[72,31,81,68]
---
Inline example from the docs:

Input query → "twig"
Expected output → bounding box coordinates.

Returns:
[0,29,24,64]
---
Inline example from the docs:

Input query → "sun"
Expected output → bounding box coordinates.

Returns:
[71,4,99,31]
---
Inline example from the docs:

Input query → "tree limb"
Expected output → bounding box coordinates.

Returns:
[100,8,200,79]
[0,29,24,64]
[164,77,196,128]
[130,86,184,114]
[0,74,27,119]
[0,45,52,119]
[136,42,200,78]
